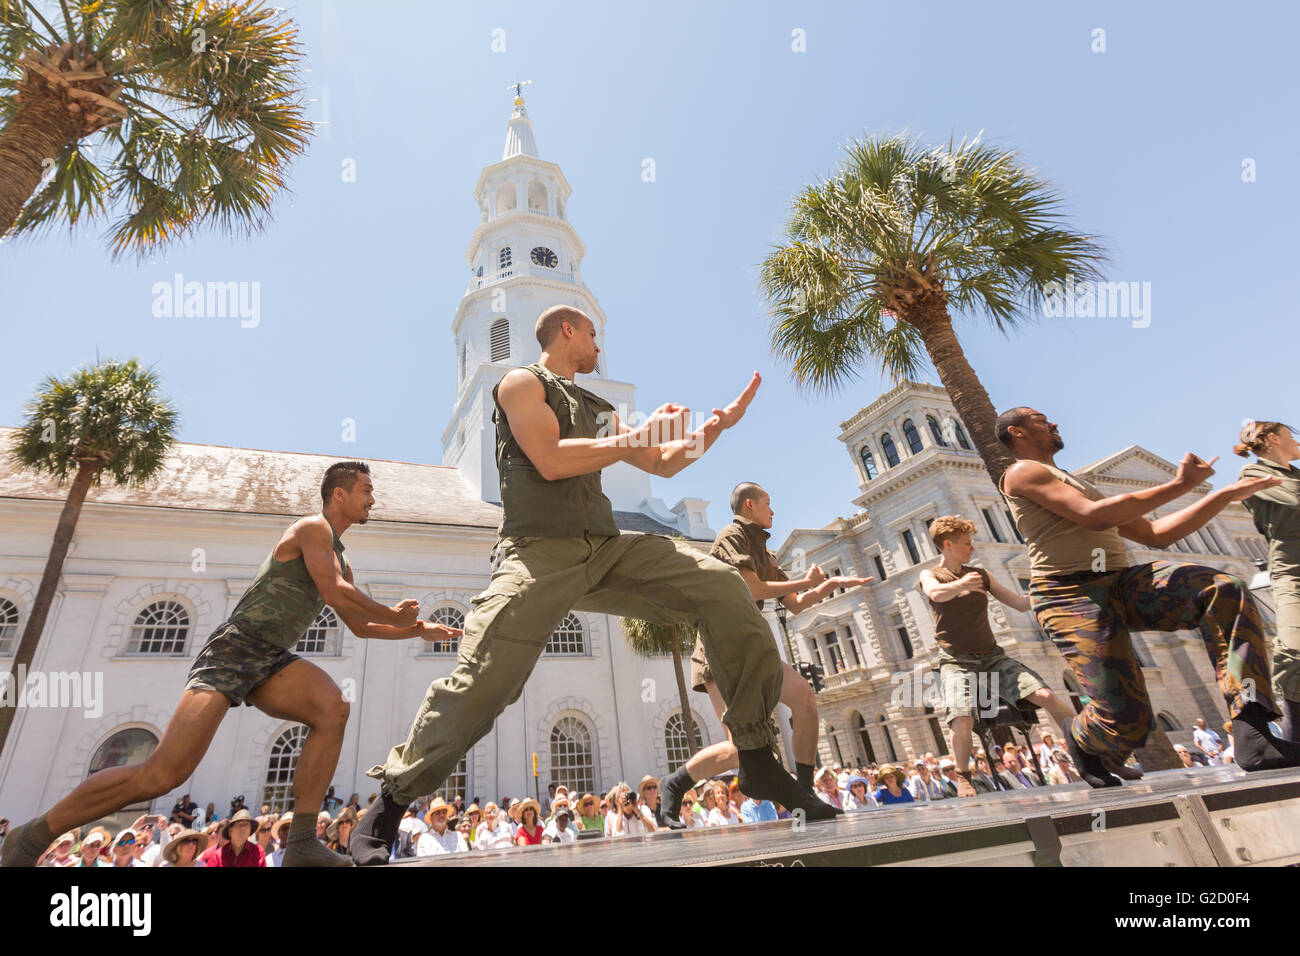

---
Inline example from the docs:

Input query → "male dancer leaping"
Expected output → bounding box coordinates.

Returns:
[658,482,872,827]
[997,408,1300,787]
[350,306,837,864]
[1,462,459,867]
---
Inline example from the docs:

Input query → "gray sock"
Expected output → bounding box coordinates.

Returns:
[1,814,53,868]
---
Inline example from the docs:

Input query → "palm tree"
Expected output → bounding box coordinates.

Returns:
[0,358,178,758]
[760,133,1106,484]
[0,0,312,254]
[620,617,699,763]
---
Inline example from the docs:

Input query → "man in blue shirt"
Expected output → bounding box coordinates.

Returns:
[737,783,778,823]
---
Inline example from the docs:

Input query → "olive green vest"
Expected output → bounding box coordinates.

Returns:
[1240,458,1300,593]
[999,463,1128,577]
[492,364,621,539]
[229,519,350,649]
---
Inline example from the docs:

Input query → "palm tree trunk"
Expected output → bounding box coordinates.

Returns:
[0,90,81,238]
[906,293,1017,485]
[669,629,698,756]
[0,458,98,759]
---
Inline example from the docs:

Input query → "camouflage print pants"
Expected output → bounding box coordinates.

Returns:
[1030,561,1278,761]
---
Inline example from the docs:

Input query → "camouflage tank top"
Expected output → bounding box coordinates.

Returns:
[229,518,350,649]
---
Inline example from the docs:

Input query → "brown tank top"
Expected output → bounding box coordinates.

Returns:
[998,462,1128,577]
[923,564,997,654]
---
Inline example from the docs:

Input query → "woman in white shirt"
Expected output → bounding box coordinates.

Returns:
[843,776,877,811]
[472,804,514,850]
[706,782,741,826]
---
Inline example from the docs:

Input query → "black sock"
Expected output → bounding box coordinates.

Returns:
[1281,698,1300,743]
[1235,701,1300,771]
[659,765,694,828]
[796,762,815,792]
[737,748,839,821]
[1064,718,1121,789]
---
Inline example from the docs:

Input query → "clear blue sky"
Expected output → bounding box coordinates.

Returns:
[2,0,1297,537]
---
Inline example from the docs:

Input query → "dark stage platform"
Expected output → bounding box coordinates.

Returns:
[395,765,1300,866]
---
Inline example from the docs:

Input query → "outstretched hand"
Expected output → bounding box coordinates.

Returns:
[1220,474,1283,502]
[1176,453,1218,488]
[710,372,761,431]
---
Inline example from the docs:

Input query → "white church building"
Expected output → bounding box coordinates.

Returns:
[0,93,732,826]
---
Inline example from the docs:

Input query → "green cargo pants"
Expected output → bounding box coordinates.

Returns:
[1273,587,1300,701]
[368,532,784,803]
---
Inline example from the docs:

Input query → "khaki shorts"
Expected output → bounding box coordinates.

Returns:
[185,621,301,707]
[689,635,712,692]
[938,647,1046,726]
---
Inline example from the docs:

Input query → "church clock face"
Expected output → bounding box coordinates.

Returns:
[530,246,558,268]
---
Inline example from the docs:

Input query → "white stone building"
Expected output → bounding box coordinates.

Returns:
[0,94,728,826]
[775,381,1275,770]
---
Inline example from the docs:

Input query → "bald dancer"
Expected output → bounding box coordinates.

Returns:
[351,306,836,864]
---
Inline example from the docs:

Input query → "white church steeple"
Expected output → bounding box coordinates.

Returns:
[441,89,709,538]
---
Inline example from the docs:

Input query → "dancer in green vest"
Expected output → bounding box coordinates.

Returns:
[351,305,835,864]
[1235,420,1300,741]
[1,463,459,868]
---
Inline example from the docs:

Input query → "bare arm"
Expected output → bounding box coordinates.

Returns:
[1118,476,1283,548]
[776,571,875,614]
[618,373,762,478]
[919,569,986,603]
[1002,456,1216,531]
[298,518,419,626]
[984,575,1031,613]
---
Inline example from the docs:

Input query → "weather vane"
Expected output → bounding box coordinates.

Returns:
[508,79,532,99]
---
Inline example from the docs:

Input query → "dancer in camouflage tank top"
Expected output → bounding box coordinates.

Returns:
[2,462,459,868]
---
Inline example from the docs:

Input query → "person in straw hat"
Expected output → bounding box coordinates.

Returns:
[162,829,210,868]
[872,765,914,806]
[206,809,266,867]
[268,813,294,867]
[36,830,77,867]
[416,798,467,856]
[542,796,579,844]
[72,827,111,867]
[1,463,462,869]
[512,797,544,846]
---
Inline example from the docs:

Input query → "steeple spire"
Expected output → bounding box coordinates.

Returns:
[503,80,538,159]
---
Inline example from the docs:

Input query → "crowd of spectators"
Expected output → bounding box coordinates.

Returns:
[1,715,1239,864]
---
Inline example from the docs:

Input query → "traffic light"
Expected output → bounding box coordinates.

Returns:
[797,661,825,693]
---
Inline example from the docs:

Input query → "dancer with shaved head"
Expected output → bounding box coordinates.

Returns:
[351,306,836,864]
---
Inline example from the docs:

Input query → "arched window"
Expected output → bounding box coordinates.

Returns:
[127,600,190,656]
[881,433,899,468]
[550,715,596,793]
[859,447,877,480]
[496,184,516,215]
[0,597,18,656]
[489,318,510,363]
[664,712,705,772]
[89,728,159,812]
[434,755,469,804]
[877,715,898,763]
[852,711,876,764]
[294,607,340,656]
[927,415,948,447]
[498,246,512,270]
[544,613,586,656]
[1157,712,1182,732]
[903,419,923,454]
[527,179,548,212]
[422,606,464,656]
[953,421,971,450]
[263,725,308,812]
